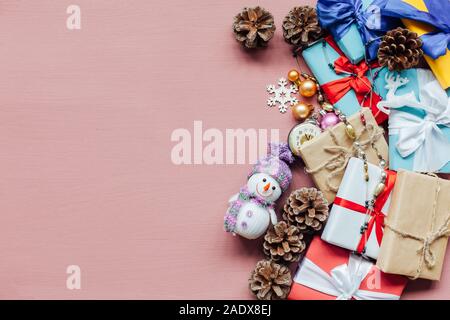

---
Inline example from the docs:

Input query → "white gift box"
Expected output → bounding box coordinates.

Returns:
[321,157,396,260]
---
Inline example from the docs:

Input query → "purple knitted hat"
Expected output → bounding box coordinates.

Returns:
[248,143,294,192]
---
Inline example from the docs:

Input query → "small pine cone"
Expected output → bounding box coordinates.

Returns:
[249,259,292,300]
[232,7,276,49]
[263,221,306,263]
[378,27,423,71]
[283,187,329,232]
[282,6,323,48]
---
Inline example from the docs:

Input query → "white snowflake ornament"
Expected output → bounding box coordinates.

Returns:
[266,78,299,113]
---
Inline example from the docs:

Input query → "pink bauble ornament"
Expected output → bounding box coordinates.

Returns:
[320,112,340,129]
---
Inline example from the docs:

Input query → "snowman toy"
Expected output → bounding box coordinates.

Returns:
[224,143,294,240]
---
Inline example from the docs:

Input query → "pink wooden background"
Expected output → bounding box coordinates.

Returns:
[0,0,448,299]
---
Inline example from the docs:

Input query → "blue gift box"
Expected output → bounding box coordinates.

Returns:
[317,0,400,63]
[336,23,365,65]
[377,68,450,173]
[302,37,388,122]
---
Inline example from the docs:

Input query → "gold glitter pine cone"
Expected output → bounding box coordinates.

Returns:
[232,7,276,49]
[282,6,323,48]
[263,221,306,263]
[282,187,329,232]
[249,259,292,300]
[378,27,423,71]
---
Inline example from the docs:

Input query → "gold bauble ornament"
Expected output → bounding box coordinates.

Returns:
[287,69,300,83]
[292,102,313,121]
[299,79,317,97]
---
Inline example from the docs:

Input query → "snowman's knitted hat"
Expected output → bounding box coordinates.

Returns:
[248,143,294,192]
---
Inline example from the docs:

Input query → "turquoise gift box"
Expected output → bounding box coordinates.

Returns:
[302,36,389,123]
[332,0,369,64]
[336,22,365,65]
[377,68,450,173]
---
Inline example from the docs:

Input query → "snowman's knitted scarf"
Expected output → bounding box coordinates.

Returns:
[224,186,275,233]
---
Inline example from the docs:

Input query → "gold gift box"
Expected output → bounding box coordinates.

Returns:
[402,0,450,89]
[377,170,450,280]
[298,108,388,204]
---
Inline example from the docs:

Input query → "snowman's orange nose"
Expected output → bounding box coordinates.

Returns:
[263,183,271,191]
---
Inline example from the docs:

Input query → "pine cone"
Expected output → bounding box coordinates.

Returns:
[232,7,276,49]
[263,221,306,263]
[378,27,423,71]
[249,259,292,300]
[283,187,329,232]
[282,6,323,48]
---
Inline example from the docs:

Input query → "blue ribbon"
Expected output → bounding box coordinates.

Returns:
[382,0,450,59]
[317,0,400,60]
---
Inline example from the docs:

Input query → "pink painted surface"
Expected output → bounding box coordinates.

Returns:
[0,0,448,299]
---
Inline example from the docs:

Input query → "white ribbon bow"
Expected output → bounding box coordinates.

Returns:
[293,254,400,300]
[377,70,450,172]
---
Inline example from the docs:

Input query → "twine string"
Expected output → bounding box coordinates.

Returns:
[384,175,450,279]
[306,123,383,192]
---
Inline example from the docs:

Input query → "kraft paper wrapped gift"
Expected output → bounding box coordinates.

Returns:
[298,108,388,204]
[302,35,389,124]
[321,157,396,260]
[377,68,450,173]
[288,237,407,300]
[377,170,450,281]
[317,0,400,63]
[382,0,450,89]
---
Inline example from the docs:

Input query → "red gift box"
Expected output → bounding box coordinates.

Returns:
[288,237,407,300]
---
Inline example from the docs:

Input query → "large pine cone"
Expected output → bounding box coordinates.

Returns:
[263,221,306,263]
[378,27,423,71]
[232,7,276,49]
[249,259,292,300]
[282,6,323,48]
[283,187,329,233]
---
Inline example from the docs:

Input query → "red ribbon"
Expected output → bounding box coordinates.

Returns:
[320,36,388,124]
[333,170,397,254]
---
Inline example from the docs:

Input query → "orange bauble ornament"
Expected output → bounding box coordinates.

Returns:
[287,69,318,98]
[292,102,313,121]
[287,69,301,83]
[298,79,317,97]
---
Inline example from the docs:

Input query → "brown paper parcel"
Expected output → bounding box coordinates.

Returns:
[377,170,450,281]
[298,108,388,203]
